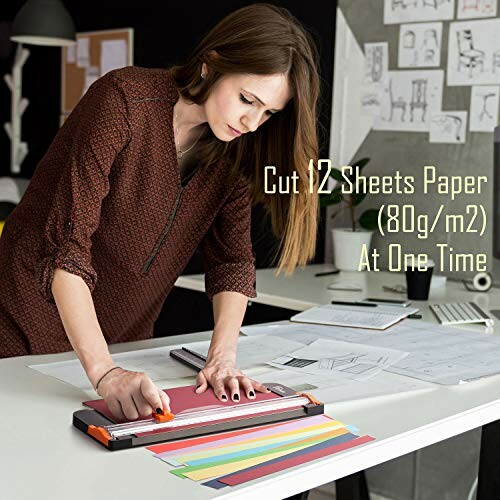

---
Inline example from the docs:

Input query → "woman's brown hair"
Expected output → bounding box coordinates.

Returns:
[171,3,320,274]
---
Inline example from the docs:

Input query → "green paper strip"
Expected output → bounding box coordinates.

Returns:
[171,428,353,478]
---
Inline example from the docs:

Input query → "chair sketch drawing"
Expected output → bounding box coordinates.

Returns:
[493,50,500,74]
[371,46,384,83]
[456,29,485,78]
[477,92,496,121]
[392,0,418,9]
[410,79,427,122]
[432,114,464,142]
[462,0,481,12]
[388,79,406,122]
[422,0,450,8]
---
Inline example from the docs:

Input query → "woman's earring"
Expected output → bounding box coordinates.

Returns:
[200,72,206,79]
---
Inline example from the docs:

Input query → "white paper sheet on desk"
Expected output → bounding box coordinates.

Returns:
[28,336,305,391]
[241,321,500,385]
[290,304,419,330]
[268,338,408,381]
[250,366,435,405]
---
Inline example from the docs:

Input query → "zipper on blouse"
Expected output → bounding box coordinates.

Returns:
[142,188,184,274]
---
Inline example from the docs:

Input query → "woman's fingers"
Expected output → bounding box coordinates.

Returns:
[227,376,240,402]
[238,376,256,399]
[121,394,140,420]
[107,398,126,421]
[211,374,228,401]
[195,369,208,394]
[139,377,163,415]
[159,390,171,413]
[251,379,270,393]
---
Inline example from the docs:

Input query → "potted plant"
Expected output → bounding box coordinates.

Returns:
[319,158,388,271]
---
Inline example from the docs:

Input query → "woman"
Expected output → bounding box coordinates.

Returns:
[0,4,320,421]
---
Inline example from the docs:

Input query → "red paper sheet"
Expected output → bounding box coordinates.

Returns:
[219,435,375,486]
[83,385,301,437]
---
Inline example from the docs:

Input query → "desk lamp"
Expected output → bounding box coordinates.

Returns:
[4,0,75,174]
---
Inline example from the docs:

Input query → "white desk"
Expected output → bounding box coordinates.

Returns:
[176,263,499,320]
[4,266,500,499]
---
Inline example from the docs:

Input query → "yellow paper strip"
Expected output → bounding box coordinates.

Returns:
[183,428,349,481]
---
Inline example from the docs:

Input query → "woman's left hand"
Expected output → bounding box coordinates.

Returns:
[195,356,269,402]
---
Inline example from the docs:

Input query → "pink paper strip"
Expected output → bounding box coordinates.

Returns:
[155,414,334,458]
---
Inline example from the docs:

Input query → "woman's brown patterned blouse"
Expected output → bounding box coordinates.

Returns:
[0,66,257,358]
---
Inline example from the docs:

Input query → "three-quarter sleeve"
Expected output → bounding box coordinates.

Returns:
[36,72,131,303]
[201,175,257,301]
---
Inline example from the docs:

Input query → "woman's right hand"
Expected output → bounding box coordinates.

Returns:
[95,367,171,421]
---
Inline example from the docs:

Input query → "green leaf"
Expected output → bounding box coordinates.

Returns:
[329,168,344,182]
[354,157,370,172]
[351,191,367,207]
[319,188,344,207]
[359,208,381,230]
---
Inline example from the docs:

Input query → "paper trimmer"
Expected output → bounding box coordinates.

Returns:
[73,383,324,451]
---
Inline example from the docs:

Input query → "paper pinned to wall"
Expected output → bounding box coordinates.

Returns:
[430,111,468,143]
[101,39,128,76]
[76,37,90,68]
[373,69,444,131]
[82,66,99,96]
[364,42,389,84]
[362,42,388,116]
[447,19,500,86]
[457,0,497,18]
[470,85,500,131]
[398,22,442,68]
[66,44,76,64]
[384,0,455,24]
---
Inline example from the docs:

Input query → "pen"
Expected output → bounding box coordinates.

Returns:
[182,346,207,361]
[315,270,340,277]
[331,300,377,307]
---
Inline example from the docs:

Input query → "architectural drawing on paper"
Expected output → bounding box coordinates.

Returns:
[282,357,317,368]
[457,29,485,78]
[318,355,362,370]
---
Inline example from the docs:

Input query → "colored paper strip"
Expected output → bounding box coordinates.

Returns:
[169,419,344,465]
[147,419,285,454]
[185,427,351,467]
[219,435,376,487]
[176,432,357,481]
[155,414,334,458]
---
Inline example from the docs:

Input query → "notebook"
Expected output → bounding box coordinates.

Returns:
[290,303,419,330]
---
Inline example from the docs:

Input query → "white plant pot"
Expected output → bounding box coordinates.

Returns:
[332,227,374,271]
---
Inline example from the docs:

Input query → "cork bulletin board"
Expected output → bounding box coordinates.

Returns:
[61,28,133,123]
